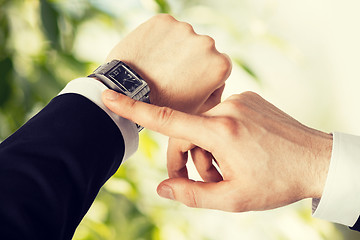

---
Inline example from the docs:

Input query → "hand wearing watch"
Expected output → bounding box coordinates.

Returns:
[89,60,150,131]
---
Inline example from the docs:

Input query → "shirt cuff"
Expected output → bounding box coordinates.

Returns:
[312,132,360,226]
[58,77,139,161]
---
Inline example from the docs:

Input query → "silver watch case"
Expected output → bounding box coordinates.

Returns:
[89,60,150,131]
[90,60,150,103]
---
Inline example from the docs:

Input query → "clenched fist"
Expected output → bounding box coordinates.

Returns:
[106,14,231,113]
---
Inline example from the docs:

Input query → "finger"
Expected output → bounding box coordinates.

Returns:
[167,138,195,179]
[191,147,223,182]
[102,90,213,149]
[211,84,226,104]
[199,84,225,113]
[157,178,237,211]
[221,53,232,79]
[208,52,232,84]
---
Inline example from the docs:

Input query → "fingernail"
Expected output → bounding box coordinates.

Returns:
[103,90,119,101]
[158,185,175,200]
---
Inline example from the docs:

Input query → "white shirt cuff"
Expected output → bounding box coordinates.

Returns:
[58,77,139,161]
[312,132,360,226]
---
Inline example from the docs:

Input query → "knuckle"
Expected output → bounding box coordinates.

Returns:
[128,97,138,109]
[200,35,216,48]
[152,13,176,23]
[184,184,199,208]
[223,188,252,212]
[228,100,252,119]
[227,198,249,212]
[227,98,246,111]
[123,98,139,120]
[240,91,261,100]
[210,116,239,137]
[156,106,175,130]
[179,21,195,33]
[229,91,260,111]
[214,54,232,78]
[168,137,174,145]
[223,93,253,115]
[226,93,242,101]
[226,198,241,212]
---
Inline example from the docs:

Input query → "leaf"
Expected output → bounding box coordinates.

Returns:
[58,52,89,75]
[40,0,60,49]
[233,58,261,84]
[154,0,171,13]
[0,57,13,107]
[139,130,160,162]
[0,6,10,54]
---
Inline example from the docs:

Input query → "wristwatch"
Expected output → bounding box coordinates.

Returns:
[88,59,150,131]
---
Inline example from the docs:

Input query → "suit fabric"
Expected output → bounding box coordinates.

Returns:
[0,93,125,239]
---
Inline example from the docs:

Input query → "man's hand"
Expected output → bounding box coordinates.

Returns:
[102,90,333,212]
[106,14,231,113]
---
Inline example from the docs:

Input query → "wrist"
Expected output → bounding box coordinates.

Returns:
[307,131,333,199]
[105,56,160,105]
[89,76,102,83]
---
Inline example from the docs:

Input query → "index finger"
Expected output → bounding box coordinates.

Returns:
[167,138,194,179]
[102,90,212,149]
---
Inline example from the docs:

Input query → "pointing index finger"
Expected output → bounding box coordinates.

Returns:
[102,90,211,149]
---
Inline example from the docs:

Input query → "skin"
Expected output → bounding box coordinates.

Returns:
[102,90,333,212]
[105,14,231,113]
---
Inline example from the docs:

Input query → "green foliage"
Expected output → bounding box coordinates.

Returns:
[233,58,260,84]
[1,0,355,239]
[154,0,171,13]
[0,57,13,107]
[75,189,158,240]
[40,0,61,49]
[0,1,169,238]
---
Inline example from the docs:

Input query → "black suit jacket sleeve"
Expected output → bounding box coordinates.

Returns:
[350,217,360,231]
[0,93,126,239]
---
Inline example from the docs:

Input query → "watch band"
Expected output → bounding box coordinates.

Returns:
[131,84,150,103]
[88,60,150,132]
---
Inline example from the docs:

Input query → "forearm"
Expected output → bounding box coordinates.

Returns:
[0,80,132,239]
[0,14,232,238]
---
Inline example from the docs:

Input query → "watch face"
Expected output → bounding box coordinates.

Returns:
[108,64,143,93]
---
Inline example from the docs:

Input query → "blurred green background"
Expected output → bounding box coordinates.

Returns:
[1,0,360,239]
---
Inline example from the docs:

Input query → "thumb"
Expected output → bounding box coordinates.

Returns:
[157,178,236,211]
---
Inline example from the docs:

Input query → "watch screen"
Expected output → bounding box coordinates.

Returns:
[108,65,143,92]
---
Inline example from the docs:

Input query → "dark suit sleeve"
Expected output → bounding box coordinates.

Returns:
[350,217,360,231]
[0,93,126,239]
